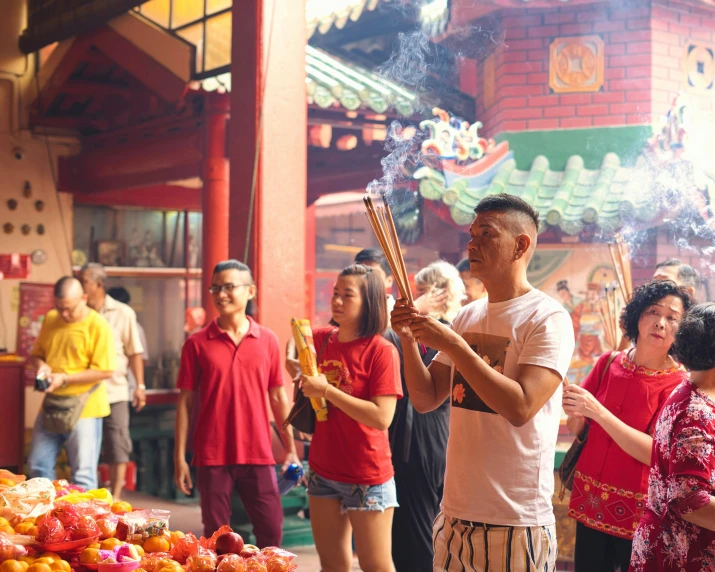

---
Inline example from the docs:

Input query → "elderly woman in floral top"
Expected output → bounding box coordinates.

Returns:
[630,303,715,571]
[563,280,694,572]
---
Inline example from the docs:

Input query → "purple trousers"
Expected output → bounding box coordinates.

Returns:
[196,464,283,547]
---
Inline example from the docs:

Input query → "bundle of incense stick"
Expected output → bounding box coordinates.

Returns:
[597,284,620,350]
[290,317,328,422]
[609,235,633,303]
[363,193,414,305]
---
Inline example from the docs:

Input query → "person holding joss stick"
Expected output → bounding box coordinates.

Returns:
[300,263,401,572]
[391,194,574,571]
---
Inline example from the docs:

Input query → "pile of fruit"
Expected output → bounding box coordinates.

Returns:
[0,472,297,572]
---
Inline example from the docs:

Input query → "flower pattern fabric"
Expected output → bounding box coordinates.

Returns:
[630,381,715,571]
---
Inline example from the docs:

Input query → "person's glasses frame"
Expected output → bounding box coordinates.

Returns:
[208,283,253,295]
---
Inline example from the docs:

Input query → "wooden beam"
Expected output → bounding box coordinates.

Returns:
[59,127,203,193]
[33,33,95,114]
[72,184,201,211]
[92,25,188,103]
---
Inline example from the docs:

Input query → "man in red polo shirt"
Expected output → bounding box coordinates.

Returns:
[174,260,300,545]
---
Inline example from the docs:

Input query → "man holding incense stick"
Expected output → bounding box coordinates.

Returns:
[391,193,574,571]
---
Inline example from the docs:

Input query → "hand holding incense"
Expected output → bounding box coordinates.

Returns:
[290,318,328,422]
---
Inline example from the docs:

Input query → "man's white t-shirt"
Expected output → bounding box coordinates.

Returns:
[433,288,574,526]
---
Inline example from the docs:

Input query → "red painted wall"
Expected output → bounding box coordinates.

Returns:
[464,1,715,137]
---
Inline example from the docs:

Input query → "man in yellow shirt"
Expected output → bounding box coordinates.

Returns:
[28,277,116,490]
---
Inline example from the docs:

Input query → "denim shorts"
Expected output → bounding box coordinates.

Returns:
[307,469,399,514]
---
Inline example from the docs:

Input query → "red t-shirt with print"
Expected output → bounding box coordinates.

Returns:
[308,327,402,485]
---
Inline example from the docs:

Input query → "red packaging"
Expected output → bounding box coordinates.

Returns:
[199,525,232,552]
[169,532,200,564]
[68,516,100,540]
[217,555,246,572]
[35,517,66,544]
[186,552,218,572]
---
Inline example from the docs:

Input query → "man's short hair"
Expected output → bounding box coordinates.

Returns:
[54,276,81,298]
[107,286,131,304]
[456,258,470,273]
[474,193,540,233]
[354,248,392,277]
[212,259,254,283]
[655,258,701,291]
[80,262,107,286]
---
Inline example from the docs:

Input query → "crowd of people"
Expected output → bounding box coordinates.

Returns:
[27,192,715,571]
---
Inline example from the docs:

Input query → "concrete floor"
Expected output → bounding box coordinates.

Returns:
[121,489,360,571]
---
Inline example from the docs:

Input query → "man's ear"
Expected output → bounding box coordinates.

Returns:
[385,275,394,290]
[514,234,532,260]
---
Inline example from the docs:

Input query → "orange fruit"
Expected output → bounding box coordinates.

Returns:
[14,522,34,535]
[27,526,38,538]
[79,549,100,565]
[88,543,101,550]
[143,537,170,554]
[168,531,184,546]
[0,517,9,528]
[18,557,35,566]
[133,545,145,557]
[0,560,26,572]
[27,564,52,572]
[33,560,54,567]
[17,563,28,572]
[49,562,70,572]
[100,538,122,550]
[0,525,14,535]
[110,501,132,515]
[38,555,60,563]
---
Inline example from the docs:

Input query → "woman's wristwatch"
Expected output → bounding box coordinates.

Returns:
[137,384,146,390]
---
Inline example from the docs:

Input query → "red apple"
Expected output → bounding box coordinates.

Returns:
[215,532,244,556]
[239,545,260,559]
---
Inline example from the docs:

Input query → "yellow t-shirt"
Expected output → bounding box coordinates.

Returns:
[31,309,117,418]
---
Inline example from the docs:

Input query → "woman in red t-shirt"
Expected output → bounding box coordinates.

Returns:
[562,280,694,572]
[301,263,402,572]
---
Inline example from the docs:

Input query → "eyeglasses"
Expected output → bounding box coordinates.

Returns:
[208,283,252,295]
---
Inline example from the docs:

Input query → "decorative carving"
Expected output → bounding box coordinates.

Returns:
[549,36,604,93]
[684,43,714,93]
[412,108,513,226]
[419,107,495,161]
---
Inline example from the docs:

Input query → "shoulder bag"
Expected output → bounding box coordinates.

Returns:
[558,351,619,500]
[42,382,102,434]
[283,330,333,435]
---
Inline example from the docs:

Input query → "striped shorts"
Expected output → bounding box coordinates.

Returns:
[432,512,558,572]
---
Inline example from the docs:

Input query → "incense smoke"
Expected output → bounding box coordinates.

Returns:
[366,2,715,297]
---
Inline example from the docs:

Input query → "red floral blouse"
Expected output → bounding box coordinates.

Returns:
[630,381,715,571]
[568,351,688,539]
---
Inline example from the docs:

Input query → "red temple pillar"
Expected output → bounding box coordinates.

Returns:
[201,93,230,322]
[305,203,316,322]
[228,0,307,345]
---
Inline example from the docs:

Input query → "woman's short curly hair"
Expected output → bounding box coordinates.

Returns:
[674,303,715,371]
[620,279,695,349]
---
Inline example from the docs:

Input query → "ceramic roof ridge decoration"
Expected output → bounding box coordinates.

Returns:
[306,0,381,39]
[411,108,715,235]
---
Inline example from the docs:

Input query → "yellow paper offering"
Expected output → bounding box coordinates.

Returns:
[291,318,328,421]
